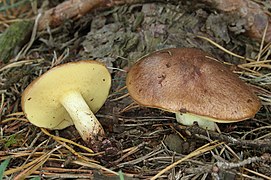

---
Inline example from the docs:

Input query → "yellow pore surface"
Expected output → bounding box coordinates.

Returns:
[22,61,111,129]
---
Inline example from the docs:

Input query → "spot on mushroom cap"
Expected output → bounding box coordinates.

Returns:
[126,48,261,122]
[22,60,111,129]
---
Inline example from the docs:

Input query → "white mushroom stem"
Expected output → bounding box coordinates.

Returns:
[175,113,216,131]
[60,90,105,142]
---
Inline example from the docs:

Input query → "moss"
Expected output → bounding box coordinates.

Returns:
[0,20,33,63]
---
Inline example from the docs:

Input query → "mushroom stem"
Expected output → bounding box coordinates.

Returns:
[175,113,216,131]
[60,91,105,142]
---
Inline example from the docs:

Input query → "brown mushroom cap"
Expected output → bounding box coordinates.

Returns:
[126,48,261,122]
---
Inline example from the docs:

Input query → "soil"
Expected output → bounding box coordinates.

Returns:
[1,1,271,179]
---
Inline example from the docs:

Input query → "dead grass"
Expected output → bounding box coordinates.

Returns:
[1,1,271,179]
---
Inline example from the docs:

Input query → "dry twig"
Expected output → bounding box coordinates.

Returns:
[185,125,271,150]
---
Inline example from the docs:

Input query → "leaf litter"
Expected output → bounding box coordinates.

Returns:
[1,1,271,179]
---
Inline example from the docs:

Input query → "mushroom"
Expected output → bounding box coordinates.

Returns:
[22,60,111,143]
[126,48,261,130]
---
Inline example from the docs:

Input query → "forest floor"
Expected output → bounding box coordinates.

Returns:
[1,0,271,179]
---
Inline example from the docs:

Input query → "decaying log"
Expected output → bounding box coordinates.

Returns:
[37,0,147,31]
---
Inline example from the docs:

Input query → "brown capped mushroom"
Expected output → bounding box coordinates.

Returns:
[22,60,111,143]
[126,48,261,130]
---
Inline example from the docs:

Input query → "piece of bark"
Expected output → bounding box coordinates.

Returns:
[0,20,34,63]
[38,0,271,42]
[201,0,271,42]
[1,0,269,64]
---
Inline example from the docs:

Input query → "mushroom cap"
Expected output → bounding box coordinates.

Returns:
[126,48,261,122]
[22,60,111,129]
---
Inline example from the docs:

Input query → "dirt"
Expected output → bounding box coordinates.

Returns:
[1,1,271,179]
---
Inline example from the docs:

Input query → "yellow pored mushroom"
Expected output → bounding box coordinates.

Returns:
[22,60,111,143]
